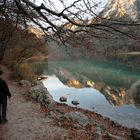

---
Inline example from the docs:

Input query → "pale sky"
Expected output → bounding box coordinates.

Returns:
[32,0,108,27]
[35,0,108,12]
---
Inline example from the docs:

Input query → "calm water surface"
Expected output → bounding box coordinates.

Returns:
[43,75,140,129]
[42,55,140,129]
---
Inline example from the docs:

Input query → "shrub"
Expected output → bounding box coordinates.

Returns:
[17,63,35,82]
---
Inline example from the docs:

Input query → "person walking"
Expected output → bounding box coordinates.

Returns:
[0,69,11,123]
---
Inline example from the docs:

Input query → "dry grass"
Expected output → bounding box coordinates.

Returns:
[17,63,35,82]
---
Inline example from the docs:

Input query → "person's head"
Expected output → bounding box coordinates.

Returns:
[0,67,3,75]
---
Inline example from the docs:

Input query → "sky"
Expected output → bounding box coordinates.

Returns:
[35,0,108,12]
[32,0,108,27]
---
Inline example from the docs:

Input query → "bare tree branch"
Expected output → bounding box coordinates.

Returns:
[0,0,140,54]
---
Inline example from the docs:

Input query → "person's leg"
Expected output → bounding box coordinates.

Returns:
[2,101,8,122]
[0,104,2,122]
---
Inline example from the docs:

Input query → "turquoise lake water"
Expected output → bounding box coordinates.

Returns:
[42,55,140,129]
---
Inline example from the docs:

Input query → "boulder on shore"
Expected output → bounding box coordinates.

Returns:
[19,80,31,86]
[29,81,54,105]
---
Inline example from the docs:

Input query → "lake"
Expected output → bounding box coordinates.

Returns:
[42,55,140,129]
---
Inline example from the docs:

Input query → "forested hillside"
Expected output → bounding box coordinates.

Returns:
[0,19,48,81]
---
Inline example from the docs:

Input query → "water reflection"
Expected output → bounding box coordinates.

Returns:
[88,54,140,71]
[43,75,140,129]
[42,54,140,129]
[46,56,140,89]
[100,79,140,108]
[127,80,140,108]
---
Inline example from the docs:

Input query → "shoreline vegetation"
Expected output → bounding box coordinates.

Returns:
[119,51,140,55]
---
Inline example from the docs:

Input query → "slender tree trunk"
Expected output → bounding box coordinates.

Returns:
[0,31,13,60]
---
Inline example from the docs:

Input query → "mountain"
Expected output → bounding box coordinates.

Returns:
[100,0,140,20]
[48,0,140,60]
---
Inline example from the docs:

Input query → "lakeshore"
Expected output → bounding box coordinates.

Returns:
[0,64,134,140]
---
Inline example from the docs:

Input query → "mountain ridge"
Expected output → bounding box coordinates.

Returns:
[100,0,140,20]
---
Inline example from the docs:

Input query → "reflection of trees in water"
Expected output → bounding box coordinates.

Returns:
[110,55,140,71]
[101,79,140,108]
[87,54,140,71]
[94,54,140,71]
[89,55,140,88]
[48,57,140,89]
[127,80,140,108]
[30,61,48,75]
[46,56,140,108]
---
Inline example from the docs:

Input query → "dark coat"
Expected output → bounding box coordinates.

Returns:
[0,78,11,103]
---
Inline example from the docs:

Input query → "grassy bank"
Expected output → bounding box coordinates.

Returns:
[119,51,140,55]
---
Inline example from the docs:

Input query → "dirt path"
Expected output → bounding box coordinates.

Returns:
[0,65,67,140]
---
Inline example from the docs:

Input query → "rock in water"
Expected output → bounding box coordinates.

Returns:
[71,100,79,106]
[59,96,67,102]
